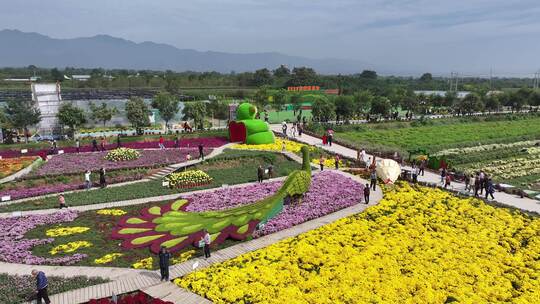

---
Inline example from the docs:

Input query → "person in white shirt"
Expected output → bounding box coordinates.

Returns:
[202,229,211,258]
[84,170,91,190]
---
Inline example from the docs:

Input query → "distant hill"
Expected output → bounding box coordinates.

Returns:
[0,29,374,74]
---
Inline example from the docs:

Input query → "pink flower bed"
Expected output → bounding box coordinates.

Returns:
[183,171,364,237]
[0,210,87,265]
[0,137,227,160]
[33,148,212,177]
[0,173,145,201]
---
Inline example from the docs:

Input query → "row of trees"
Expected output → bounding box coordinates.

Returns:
[0,91,231,141]
[4,66,539,97]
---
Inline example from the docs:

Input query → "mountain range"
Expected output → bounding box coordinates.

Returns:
[0,29,376,74]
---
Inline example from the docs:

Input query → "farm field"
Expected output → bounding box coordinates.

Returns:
[320,115,540,190]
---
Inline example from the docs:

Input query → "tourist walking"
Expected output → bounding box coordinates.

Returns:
[363,184,370,204]
[319,156,325,171]
[474,173,481,197]
[479,171,485,195]
[412,164,418,183]
[282,122,287,137]
[32,269,50,304]
[322,134,327,145]
[485,178,495,200]
[419,159,426,176]
[198,143,204,160]
[92,138,98,152]
[158,246,171,281]
[291,123,297,138]
[464,174,471,191]
[52,140,58,154]
[444,174,452,189]
[58,194,67,209]
[100,137,107,152]
[174,136,179,148]
[158,136,165,149]
[440,167,447,186]
[298,123,303,137]
[334,154,340,170]
[264,110,269,122]
[116,134,121,148]
[75,138,80,153]
[84,170,92,190]
[267,164,274,179]
[99,167,106,188]
[201,229,211,258]
[370,169,377,191]
[257,165,264,183]
[327,129,334,146]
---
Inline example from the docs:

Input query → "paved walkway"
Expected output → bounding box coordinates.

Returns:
[0,262,145,280]
[271,125,540,215]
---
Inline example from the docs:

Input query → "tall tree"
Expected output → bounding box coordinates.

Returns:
[4,98,41,143]
[311,96,335,122]
[286,67,319,87]
[370,97,391,117]
[359,70,378,79]
[272,89,287,118]
[182,102,207,130]
[89,102,118,126]
[273,65,290,78]
[254,86,270,110]
[419,73,433,82]
[353,90,374,117]
[57,103,87,138]
[252,68,273,86]
[152,91,179,131]
[125,97,151,135]
[334,95,355,122]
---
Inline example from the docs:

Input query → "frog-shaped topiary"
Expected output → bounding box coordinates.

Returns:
[229,102,275,144]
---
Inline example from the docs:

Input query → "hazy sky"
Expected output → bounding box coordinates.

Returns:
[1,0,539,75]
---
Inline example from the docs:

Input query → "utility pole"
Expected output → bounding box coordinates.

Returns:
[534,71,540,90]
[489,68,493,91]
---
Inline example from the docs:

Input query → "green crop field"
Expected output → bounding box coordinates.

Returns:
[331,116,540,154]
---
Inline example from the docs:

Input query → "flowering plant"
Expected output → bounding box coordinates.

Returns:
[104,148,140,162]
[176,183,540,303]
[97,209,127,216]
[45,226,90,237]
[171,250,196,265]
[165,170,213,188]
[232,138,314,153]
[131,257,153,269]
[94,253,123,264]
[0,156,39,178]
[49,241,93,255]
[0,211,87,265]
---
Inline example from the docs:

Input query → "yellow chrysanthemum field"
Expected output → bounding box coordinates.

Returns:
[175,183,540,304]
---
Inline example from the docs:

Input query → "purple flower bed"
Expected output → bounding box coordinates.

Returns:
[33,148,212,177]
[0,137,227,159]
[0,210,87,265]
[182,171,364,237]
[0,173,146,201]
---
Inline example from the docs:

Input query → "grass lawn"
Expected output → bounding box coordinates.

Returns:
[1,150,300,212]
[331,116,540,154]
[0,273,108,303]
[267,109,312,124]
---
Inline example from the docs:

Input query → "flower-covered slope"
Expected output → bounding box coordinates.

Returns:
[176,183,540,304]
[0,211,87,265]
[112,171,363,253]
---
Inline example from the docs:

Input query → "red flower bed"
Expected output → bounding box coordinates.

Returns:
[88,291,173,304]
